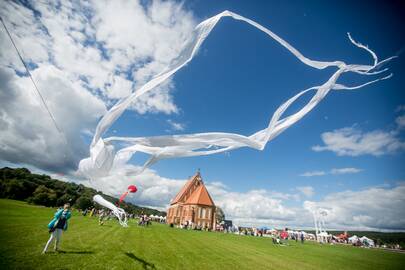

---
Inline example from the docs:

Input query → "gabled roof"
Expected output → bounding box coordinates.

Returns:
[184,183,215,207]
[170,172,200,205]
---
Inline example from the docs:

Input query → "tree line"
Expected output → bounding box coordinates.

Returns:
[0,167,166,216]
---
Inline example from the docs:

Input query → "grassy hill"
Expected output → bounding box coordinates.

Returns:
[0,167,165,216]
[0,199,404,270]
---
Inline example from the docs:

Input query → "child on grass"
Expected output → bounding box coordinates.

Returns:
[42,203,71,253]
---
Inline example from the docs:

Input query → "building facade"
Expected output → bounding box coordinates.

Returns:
[167,171,216,229]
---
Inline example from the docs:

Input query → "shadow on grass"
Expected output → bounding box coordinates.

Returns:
[57,250,94,254]
[125,252,156,269]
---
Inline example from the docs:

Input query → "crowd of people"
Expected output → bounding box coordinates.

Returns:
[175,221,212,231]
[81,207,159,226]
[138,214,152,226]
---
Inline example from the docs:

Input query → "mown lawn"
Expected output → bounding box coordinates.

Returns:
[0,199,404,270]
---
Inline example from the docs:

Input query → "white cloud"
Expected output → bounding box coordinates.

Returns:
[0,0,196,172]
[300,167,362,177]
[167,119,185,131]
[207,187,297,226]
[300,171,326,177]
[130,81,179,114]
[296,186,315,197]
[330,167,362,175]
[0,65,106,172]
[305,183,405,231]
[396,115,405,129]
[312,126,405,156]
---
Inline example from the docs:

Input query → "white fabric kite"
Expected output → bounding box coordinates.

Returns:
[93,194,128,227]
[78,10,394,179]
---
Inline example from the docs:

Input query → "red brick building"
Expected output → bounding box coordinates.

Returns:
[167,171,216,229]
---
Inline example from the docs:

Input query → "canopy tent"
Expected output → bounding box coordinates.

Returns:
[336,232,349,240]
[360,236,375,247]
[317,232,330,237]
[306,233,316,240]
[348,235,359,243]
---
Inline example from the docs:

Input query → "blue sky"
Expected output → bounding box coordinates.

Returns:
[0,0,404,230]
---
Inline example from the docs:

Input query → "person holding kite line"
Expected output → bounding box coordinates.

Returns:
[42,203,71,253]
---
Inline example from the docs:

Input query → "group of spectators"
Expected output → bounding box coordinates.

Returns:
[138,214,152,226]
[271,230,305,245]
[81,208,141,225]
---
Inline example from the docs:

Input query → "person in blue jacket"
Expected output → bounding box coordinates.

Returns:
[42,203,71,253]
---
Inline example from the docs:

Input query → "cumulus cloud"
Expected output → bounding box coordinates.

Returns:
[300,167,362,177]
[0,0,196,172]
[330,167,362,175]
[218,190,295,220]
[312,126,405,156]
[296,186,315,198]
[396,115,405,129]
[305,183,405,231]
[300,171,326,177]
[0,65,106,172]
[167,119,185,131]
[205,185,298,227]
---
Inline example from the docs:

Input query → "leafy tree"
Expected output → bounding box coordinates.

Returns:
[28,185,57,206]
[75,195,93,210]
[56,193,75,206]
[5,179,26,200]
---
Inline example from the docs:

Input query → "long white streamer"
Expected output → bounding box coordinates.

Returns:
[93,195,128,227]
[78,10,394,179]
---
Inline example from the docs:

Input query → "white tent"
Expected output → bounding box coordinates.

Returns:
[307,233,316,240]
[348,235,359,243]
[360,236,374,247]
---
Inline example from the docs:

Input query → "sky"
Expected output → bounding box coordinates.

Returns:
[0,0,404,231]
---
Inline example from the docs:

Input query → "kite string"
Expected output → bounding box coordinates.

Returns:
[0,16,71,157]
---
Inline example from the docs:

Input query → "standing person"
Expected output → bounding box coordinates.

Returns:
[42,203,71,253]
[90,208,95,217]
[301,232,305,244]
[99,209,105,225]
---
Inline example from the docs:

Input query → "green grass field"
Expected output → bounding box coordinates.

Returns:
[0,199,404,270]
